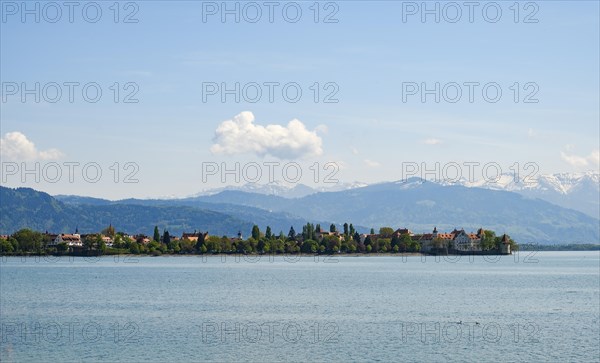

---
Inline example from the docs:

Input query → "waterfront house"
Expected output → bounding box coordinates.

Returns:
[418,227,461,252]
[101,236,113,247]
[181,231,209,242]
[49,233,82,247]
[453,229,481,252]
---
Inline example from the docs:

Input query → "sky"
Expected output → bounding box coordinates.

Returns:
[1,1,599,199]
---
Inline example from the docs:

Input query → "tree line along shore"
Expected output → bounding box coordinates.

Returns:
[0,223,524,256]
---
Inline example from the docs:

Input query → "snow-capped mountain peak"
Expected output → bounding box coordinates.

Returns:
[438,171,599,218]
[191,180,368,199]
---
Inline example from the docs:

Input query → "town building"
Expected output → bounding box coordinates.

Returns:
[48,233,82,247]
[181,231,209,242]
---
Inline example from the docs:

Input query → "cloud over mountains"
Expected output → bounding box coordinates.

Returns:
[210,112,324,159]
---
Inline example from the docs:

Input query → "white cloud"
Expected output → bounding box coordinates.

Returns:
[210,112,323,159]
[351,147,359,155]
[0,132,63,161]
[560,148,599,168]
[424,138,442,145]
[364,159,381,168]
[560,152,588,167]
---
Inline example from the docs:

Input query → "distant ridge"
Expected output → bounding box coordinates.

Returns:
[184,171,599,217]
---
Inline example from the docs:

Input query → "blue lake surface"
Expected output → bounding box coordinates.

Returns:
[1,252,599,362]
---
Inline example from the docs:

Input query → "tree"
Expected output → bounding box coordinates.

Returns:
[391,234,401,248]
[301,239,319,253]
[169,238,179,252]
[302,223,315,241]
[343,223,349,237]
[195,233,206,252]
[148,241,157,252]
[122,236,133,249]
[285,240,299,253]
[411,242,421,252]
[349,224,355,237]
[288,226,296,240]
[370,228,375,235]
[83,234,99,251]
[153,226,160,243]
[162,230,171,245]
[330,224,336,233]
[257,238,266,253]
[379,227,394,238]
[41,234,53,248]
[252,225,260,240]
[481,230,496,251]
[180,239,194,253]
[265,226,272,240]
[0,238,14,254]
[272,238,285,253]
[98,239,107,253]
[205,236,222,253]
[323,235,341,253]
[129,242,140,254]
[56,242,68,253]
[262,240,271,253]
[12,229,43,252]
[400,234,412,252]
[113,234,123,248]
[220,236,232,253]
[348,243,357,253]
[340,241,348,252]
[376,238,391,252]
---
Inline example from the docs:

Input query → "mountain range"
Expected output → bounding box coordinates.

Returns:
[455,171,599,218]
[183,172,599,218]
[188,180,369,199]
[1,173,598,244]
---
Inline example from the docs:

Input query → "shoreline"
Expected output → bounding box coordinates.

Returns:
[1,252,512,258]
[3,249,599,258]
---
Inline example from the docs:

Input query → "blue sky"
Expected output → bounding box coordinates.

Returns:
[1,1,599,199]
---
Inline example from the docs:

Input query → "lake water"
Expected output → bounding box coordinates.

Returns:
[1,252,599,362]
